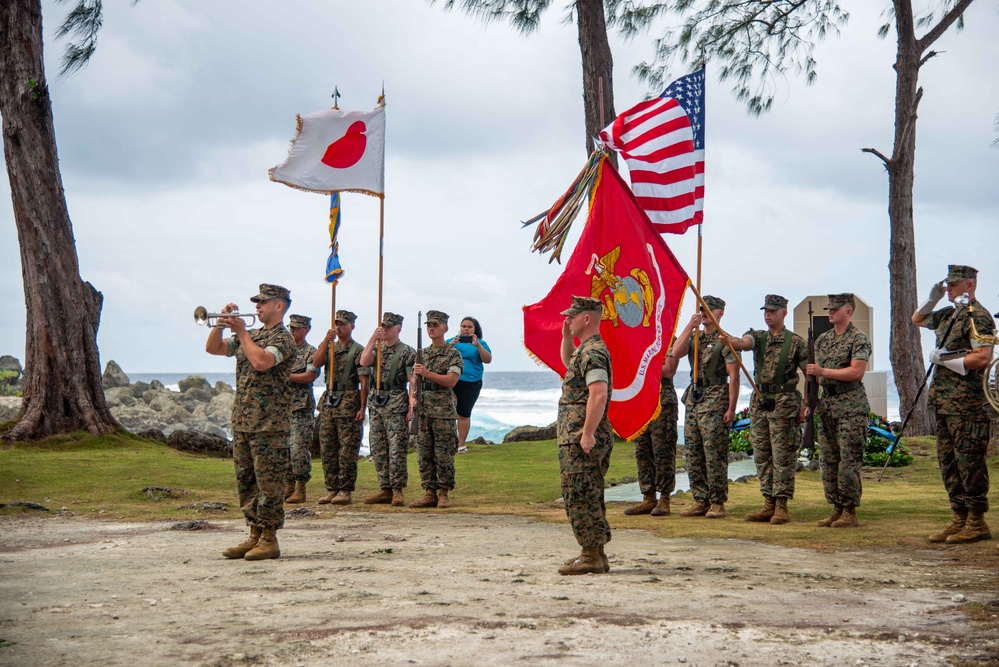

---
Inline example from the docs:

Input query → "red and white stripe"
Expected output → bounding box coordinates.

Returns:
[600,97,704,234]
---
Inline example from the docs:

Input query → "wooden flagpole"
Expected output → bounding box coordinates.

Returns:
[692,224,703,388]
[375,195,384,392]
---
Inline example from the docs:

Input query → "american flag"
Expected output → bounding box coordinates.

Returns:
[600,67,705,234]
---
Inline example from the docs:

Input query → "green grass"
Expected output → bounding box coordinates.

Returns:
[2,430,998,565]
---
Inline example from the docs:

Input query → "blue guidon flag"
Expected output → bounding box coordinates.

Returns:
[325,193,344,284]
[600,66,706,235]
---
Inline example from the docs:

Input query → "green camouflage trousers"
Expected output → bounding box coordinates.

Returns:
[816,407,866,508]
[749,407,801,499]
[232,431,289,531]
[317,407,364,492]
[634,401,678,496]
[287,409,314,484]
[559,438,613,548]
[417,417,458,490]
[936,415,990,514]
[368,409,409,490]
[683,408,730,504]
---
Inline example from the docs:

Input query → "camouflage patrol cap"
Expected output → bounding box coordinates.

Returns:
[381,312,403,327]
[250,283,291,303]
[288,314,312,329]
[945,265,978,283]
[561,295,603,316]
[825,293,855,310]
[425,310,449,324]
[760,294,788,311]
[334,310,357,324]
[702,295,726,311]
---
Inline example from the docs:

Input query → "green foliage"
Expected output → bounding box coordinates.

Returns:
[728,407,751,453]
[429,0,555,35]
[0,370,21,397]
[617,0,849,115]
[865,412,912,468]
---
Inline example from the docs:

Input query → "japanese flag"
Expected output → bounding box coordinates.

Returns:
[269,106,385,197]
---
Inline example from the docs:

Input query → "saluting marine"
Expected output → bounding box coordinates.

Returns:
[913,265,996,544]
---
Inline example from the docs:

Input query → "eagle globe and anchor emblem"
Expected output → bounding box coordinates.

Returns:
[585,246,654,328]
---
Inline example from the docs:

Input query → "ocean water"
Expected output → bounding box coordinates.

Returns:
[132,370,902,452]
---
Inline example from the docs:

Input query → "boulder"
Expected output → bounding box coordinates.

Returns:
[137,428,167,443]
[214,381,234,394]
[502,422,557,443]
[0,397,22,422]
[178,375,215,396]
[130,381,151,398]
[104,386,136,408]
[166,429,232,457]
[0,355,22,384]
[205,393,234,424]
[149,379,165,390]
[102,360,130,389]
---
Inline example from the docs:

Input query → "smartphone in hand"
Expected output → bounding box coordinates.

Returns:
[458,335,473,344]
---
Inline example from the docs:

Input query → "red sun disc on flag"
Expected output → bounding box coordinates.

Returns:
[321,121,367,169]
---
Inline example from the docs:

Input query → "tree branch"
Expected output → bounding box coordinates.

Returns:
[861,147,891,168]
[918,49,940,67]
[896,86,924,157]
[917,0,976,53]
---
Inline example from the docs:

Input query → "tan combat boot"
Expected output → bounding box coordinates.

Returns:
[409,489,439,508]
[816,505,843,527]
[770,497,790,525]
[558,547,605,575]
[623,492,657,516]
[244,528,280,560]
[928,510,968,543]
[286,481,307,504]
[599,545,610,573]
[391,489,405,506]
[705,503,726,519]
[329,490,352,506]
[946,511,991,544]
[222,526,261,559]
[651,496,671,516]
[680,500,710,517]
[831,506,859,528]
[437,489,450,509]
[283,480,295,501]
[317,491,336,504]
[744,496,775,522]
[363,489,393,504]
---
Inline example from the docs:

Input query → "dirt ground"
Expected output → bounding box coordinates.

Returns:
[2,509,999,667]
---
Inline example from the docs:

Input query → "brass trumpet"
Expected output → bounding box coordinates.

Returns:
[193,306,256,328]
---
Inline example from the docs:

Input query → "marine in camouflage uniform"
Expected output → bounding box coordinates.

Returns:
[914,265,996,544]
[313,310,370,505]
[285,314,318,504]
[360,312,416,506]
[207,284,297,560]
[557,296,614,576]
[726,295,809,524]
[624,354,679,517]
[807,293,871,528]
[410,310,464,508]
[674,295,740,519]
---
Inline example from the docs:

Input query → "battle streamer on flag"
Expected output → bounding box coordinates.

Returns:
[600,66,705,234]
[523,158,690,440]
[326,193,344,285]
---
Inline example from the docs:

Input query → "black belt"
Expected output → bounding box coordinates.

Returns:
[822,381,861,397]
[332,385,360,392]
[759,382,795,394]
[694,378,728,388]
[421,381,449,391]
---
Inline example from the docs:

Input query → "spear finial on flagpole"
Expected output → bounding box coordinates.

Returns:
[377,82,385,107]
[331,86,341,110]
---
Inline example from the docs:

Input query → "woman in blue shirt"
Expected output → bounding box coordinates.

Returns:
[448,317,492,453]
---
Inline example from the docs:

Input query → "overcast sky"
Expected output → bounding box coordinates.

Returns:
[1,1,997,377]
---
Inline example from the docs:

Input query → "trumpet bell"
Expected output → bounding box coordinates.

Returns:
[194,306,210,326]
[193,306,256,328]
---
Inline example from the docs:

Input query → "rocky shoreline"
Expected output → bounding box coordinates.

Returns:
[0,359,559,453]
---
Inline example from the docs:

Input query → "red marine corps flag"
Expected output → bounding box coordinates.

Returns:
[524,158,690,440]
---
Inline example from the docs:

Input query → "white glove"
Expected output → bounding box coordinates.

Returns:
[930,349,968,375]
[917,282,946,316]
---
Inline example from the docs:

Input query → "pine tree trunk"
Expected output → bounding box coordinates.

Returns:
[886,1,932,435]
[575,0,616,166]
[0,0,119,440]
